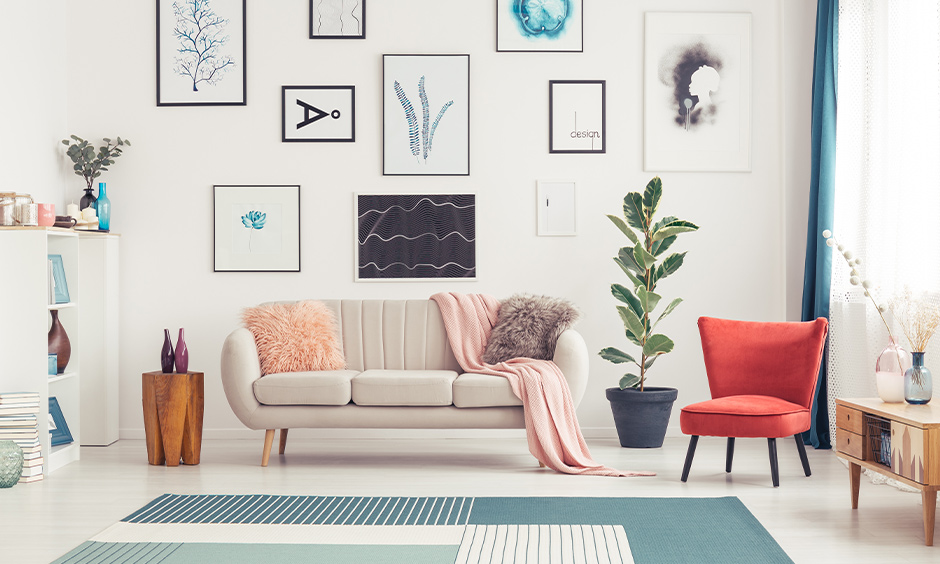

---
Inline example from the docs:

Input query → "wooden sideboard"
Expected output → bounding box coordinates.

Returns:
[835,398,939,546]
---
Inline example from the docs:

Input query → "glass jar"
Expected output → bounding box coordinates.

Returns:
[875,337,910,403]
[905,352,933,404]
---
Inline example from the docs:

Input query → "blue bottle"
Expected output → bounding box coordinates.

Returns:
[97,182,111,231]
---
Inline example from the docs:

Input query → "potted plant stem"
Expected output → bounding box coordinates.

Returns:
[599,176,699,447]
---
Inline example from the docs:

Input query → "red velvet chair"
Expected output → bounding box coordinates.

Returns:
[680,316,828,487]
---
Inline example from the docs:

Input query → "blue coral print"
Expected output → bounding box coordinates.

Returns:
[512,0,570,37]
[241,210,266,252]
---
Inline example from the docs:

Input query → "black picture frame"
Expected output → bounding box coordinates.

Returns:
[49,396,73,447]
[48,254,70,304]
[549,80,606,154]
[496,0,583,53]
[282,86,356,143]
[213,185,301,273]
[156,0,247,107]
[382,54,471,176]
[310,0,366,39]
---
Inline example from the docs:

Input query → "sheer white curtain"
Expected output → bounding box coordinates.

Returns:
[828,0,940,443]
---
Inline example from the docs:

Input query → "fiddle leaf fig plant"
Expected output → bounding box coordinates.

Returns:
[61,135,131,191]
[599,176,699,391]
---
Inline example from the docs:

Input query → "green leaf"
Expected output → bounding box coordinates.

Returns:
[623,193,645,230]
[617,306,647,341]
[651,219,699,242]
[644,356,658,370]
[599,347,638,365]
[606,214,639,245]
[617,247,642,273]
[654,252,687,283]
[642,176,663,220]
[651,235,676,257]
[612,283,644,318]
[620,374,641,389]
[124,139,131,146]
[623,329,643,347]
[636,286,662,314]
[633,243,656,271]
[102,138,111,143]
[652,298,683,330]
[643,334,675,357]
[61,140,70,145]
[613,258,645,288]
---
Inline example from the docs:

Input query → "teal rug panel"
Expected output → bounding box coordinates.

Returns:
[53,542,458,564]
[469,496,792,564]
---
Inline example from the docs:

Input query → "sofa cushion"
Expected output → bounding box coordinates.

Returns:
[452,373,523,408]
[253,370,359,406]
[481,294,580,364]
[243,300,345,375]
[351,370,457,406]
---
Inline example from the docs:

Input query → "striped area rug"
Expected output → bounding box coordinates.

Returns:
[54,495,792,563]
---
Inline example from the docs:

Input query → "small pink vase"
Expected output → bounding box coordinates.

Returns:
[174,328,189,374]
[876,336,911,403]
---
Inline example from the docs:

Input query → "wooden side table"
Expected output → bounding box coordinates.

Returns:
[142,371,204,466]
[835,398,939,546]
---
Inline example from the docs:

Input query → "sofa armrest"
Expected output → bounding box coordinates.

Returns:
[553,329,589,408]
[220,327,263,428]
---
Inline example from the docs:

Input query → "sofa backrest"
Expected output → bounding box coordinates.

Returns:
[318,300,461,372]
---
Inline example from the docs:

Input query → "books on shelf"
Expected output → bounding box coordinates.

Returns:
[0,392,43,483]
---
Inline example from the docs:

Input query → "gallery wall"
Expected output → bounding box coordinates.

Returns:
[53,0,816,439]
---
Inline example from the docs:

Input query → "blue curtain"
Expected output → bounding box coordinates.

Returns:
[801,0,838,449]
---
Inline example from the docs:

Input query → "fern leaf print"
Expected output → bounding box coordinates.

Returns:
[428,100,454,155]
[394,80,421,159]
[419,76,430,161]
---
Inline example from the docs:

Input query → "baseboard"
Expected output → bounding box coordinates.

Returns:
[120,425,685,441]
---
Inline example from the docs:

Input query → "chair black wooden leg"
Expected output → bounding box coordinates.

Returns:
[794,434,812,476]
[768,438,780,487]
[681,436,699,482]
[725,437,735,473]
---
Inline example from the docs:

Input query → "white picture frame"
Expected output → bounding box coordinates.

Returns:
[383,55,470,176]
[213,185,300,272]
[537,181,577,236]
[644,12,751,171]
[355,193,476,281]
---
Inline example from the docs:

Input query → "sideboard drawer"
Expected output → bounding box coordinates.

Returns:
[836,404,864,434]
[836,428,864,459]
[891,421,926,484]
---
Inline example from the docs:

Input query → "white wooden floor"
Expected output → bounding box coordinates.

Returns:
[1,435,936,563]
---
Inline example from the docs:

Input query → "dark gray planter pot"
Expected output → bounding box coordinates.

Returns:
[605,386,678,448]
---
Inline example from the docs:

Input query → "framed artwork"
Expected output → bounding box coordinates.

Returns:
[49,396,73,447]
[356,194,476,281]
[310,0,366,39]
[644,12,751,171]
[282,86,355,142]
[213,185,300,272]
[496,0,583,52]
[157,0,247,106]
[537,181,577,236]
[383,55,470,176]
[48,255,70,304]
[549,80,605,153]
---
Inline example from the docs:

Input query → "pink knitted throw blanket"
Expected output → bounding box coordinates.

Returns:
[431,292,654,477]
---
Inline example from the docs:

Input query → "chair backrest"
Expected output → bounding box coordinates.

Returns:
[697,316,829,408]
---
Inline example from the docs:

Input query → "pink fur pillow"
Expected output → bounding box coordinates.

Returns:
[242,301,345,375]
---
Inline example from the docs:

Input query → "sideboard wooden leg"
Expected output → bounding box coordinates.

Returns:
[849,462,861,510]
[261,429,275,467]
[924,489,936,546]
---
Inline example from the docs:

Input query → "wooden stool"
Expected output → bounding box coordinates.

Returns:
[142,371,204,466]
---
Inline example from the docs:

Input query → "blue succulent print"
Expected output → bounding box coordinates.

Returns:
[241,210,265,252]
[513,0,569,37]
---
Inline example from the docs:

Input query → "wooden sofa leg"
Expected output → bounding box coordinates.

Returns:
[539,460,546,468]
[261,429,275,467]
[279,428,289,455]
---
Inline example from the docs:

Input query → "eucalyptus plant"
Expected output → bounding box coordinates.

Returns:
[599,177,699,391]
[61,135,131,191]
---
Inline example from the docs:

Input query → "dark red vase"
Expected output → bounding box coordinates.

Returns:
[161,329,175,373]
[48,310,71,374]
[174,328,189,374]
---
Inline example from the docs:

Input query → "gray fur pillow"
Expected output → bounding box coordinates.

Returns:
[481,294,581,364]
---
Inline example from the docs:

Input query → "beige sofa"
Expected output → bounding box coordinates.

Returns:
[221,299,589,466]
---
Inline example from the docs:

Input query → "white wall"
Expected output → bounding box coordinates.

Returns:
[60,0,816,439]
[0,1,71,207]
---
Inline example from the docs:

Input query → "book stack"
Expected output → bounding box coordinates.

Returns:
[0,392,43,483]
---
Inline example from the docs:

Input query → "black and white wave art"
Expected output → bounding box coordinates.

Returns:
[357,194,476,280]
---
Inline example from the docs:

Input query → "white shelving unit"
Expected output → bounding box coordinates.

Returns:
[0,227,120,472]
